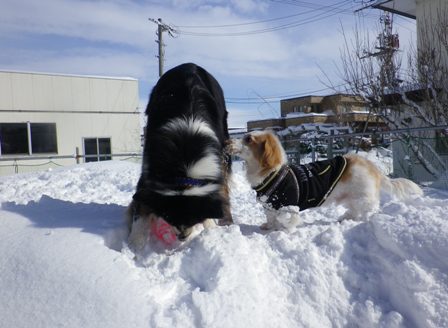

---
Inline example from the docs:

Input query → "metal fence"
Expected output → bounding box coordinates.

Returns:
[2,126,448,189]
[280,125,448,188]
[0,152,142,175]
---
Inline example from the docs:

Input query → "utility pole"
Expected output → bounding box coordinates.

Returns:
[149,18,176,77]
[360,13,400,87]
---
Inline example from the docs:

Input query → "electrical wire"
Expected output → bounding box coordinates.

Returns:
[177,11,347,36]
[224,82,352,104]
[175,0,368,37]
[176,0,352,29]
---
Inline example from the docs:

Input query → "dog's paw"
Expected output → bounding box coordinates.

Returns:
[275,207,301,231]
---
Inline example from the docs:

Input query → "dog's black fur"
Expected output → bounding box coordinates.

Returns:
[130,63,232,239]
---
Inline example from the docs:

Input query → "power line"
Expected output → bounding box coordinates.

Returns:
[176,0,352,29]
[175,1,368,37]
[177,11,347,36]
[225,82,352,104]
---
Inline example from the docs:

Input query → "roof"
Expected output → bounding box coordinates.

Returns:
[371,0,416,19]
[0,69,138,81]
[281,95,324,102]
[281,93,364,105]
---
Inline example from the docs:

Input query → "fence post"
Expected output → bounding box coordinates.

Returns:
[75,147,80,164]
[344,136,349,153]
[311,137,316,162]
[327,130,334,159]
[406,134,413,180]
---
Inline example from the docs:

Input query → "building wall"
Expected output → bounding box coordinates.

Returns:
[0,71,141,175]
[249,94,373,132]
[320,94,366,114]
[247,112,381,131]
[0,71,138,112]
[247,118,285,131]
[280,94,367,118]
[285,115,331,126]
[416,0,448,74]
[280,96,323,117]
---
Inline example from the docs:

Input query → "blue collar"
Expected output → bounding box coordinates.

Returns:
[173,177,210,187]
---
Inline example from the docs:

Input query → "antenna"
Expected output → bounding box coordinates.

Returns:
[360,12,400,89]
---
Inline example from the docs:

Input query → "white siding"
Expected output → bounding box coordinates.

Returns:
[0,72,13,109]
[12,72,33,110]
[0,71,141,175]
[32,74,54,111]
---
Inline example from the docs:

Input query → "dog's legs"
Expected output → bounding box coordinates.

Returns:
[260,207,301,230]
[126,200,150,251]
[125,201,136,232]
[260,207,277,230]
[338,189,380,221]
[219,202,233,226]
[127,215,153,252]
[218,165,233,226]
[328,159,382,222]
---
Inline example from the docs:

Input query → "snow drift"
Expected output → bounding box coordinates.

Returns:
[0,158,447,328]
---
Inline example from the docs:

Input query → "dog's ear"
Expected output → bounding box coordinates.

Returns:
[261,133,282,169]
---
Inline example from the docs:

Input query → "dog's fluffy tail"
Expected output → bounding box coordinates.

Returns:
[381,176,423,201]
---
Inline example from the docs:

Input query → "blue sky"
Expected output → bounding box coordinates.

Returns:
[0,0,416,127]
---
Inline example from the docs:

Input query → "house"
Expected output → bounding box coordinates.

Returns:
[0,70,141,175]
[247,93,384,132]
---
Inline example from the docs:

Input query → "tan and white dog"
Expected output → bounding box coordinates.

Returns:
[230,130,423,229]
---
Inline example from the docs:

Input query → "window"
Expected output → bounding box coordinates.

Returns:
[30,123,58,153]
[0,122,57,156]
[0,123,28,154]
[98,138,111,161]
[83,137,112,162]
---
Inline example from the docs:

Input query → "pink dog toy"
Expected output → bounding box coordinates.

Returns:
[150,217,177,246]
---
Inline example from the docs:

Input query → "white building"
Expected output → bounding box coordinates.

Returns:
[372,0,448,185]
[0,70,141,175]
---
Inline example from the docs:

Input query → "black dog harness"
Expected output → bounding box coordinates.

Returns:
[254,156,347,210]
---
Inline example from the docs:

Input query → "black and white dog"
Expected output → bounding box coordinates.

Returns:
[127,63,232,249]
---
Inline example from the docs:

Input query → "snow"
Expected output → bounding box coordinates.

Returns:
[1,158,448,328]
[277,123,353,137]
[286,112,331,118]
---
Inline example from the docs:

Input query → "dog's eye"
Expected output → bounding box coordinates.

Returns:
[243,134,252,144]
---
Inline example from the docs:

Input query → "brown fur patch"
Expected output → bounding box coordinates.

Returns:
[339,155,354,183]
[341,154,382,189]
[246,133,284,176]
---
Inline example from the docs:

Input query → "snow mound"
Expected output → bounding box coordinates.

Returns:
[0,160,447,328]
